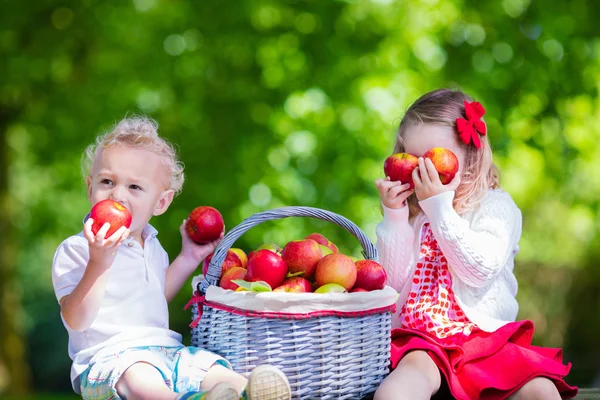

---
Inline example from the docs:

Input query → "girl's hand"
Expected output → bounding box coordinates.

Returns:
[83,218,130,269]
[375,177,414,209]
[413,157,461,201]
[179,219,224,266]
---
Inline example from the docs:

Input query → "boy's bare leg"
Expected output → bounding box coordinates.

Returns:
[374,350,442,400]
[115,362,177,400]
[201,364,248,394]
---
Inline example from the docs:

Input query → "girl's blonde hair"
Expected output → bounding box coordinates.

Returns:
[81,116,185,195]
[394,88,500,216]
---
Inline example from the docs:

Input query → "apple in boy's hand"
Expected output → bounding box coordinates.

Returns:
[383,152,419,189]
[353,260,387,291]
[315,253,357,290]
[273,277,313,293]
[90,199,132,238]
[305,233,339,253]
[422,147,459,184]
[246,249,288,289]
[202,248,247,276]
[219,267,247,291]
[281,239,322,279]
[185,206,224,243]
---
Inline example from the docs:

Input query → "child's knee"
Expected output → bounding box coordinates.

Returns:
[513,377,559,399]
[401,350,441,385]
[115,362,169,398]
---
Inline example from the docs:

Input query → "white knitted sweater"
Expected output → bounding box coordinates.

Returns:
[376,189,522,332]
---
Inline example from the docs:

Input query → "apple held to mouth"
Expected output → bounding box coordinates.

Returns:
[383,152,419,189]
[185,206,224,243]
[422,147,459,184]
[90,199,132,238]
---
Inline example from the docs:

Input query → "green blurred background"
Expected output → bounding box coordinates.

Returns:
[1,0,599,397]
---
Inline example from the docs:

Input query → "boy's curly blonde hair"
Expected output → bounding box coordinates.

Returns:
[81,116,185,195]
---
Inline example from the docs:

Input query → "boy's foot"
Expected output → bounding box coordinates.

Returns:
[177,382,238,400]
[243,364,291,400]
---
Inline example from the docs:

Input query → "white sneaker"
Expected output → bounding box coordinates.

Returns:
[244,364,292,400]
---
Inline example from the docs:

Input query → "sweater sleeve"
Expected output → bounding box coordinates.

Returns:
[375,204,415,291]
[418,190,522,288]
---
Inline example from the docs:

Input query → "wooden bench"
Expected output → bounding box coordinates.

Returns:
[576,388,600,399]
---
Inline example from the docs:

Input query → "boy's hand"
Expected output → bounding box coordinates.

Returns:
[83,218,130,269]
[179,219,223,266]
[413,157,461,201]
[375,177,414,209]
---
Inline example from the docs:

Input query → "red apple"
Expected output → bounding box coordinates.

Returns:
[185,206,224,243]
[246,249,288,289]
[90,199,132,238]
[202,248,247,276]
[383,152,419,189]
[281,239,322,279]
[273,277,313,293]
[219,267,247,291]
[350,287,369,293]
[422,147,459,184]
[315,253,357,291]
[305,233,339,253]
[229,248,248,268]
[354,260,387,291]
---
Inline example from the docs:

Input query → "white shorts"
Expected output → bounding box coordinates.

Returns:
[79,345,231,400]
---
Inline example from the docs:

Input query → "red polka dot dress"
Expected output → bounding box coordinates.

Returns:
[389,223,578,400]
[399,223,476,344]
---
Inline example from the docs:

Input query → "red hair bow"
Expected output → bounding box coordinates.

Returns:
[456,100,487,149]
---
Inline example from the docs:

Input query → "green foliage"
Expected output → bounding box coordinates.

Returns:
[2,0,599,394]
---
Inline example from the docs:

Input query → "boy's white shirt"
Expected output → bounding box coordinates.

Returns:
[376,189,522,332]
[52,224,182,394]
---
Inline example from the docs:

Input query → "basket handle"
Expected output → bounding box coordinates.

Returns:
[197,206,379,295]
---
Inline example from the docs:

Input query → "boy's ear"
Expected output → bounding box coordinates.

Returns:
[86,176,93,200]
[153,189,175,216]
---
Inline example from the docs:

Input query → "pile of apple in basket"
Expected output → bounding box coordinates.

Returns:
[185,206,387,295]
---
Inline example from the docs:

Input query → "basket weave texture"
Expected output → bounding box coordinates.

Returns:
[189,206,394,399]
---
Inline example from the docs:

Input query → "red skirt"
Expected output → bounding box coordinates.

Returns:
[390,320,578,400]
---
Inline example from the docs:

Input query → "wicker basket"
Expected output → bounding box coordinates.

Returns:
[188,206,395,399]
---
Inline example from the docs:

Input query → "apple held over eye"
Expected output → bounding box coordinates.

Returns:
[305,233,339,253]
[273,277,313,293]
[246,249,288,290]
[90,199,132,238]
[383,152,419,189]
[353,260,387,291]
[422,147,459,184]
[202,248,247,277]
[185,206,224,243]
[315,253,357,291]
[281,239,322,279]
